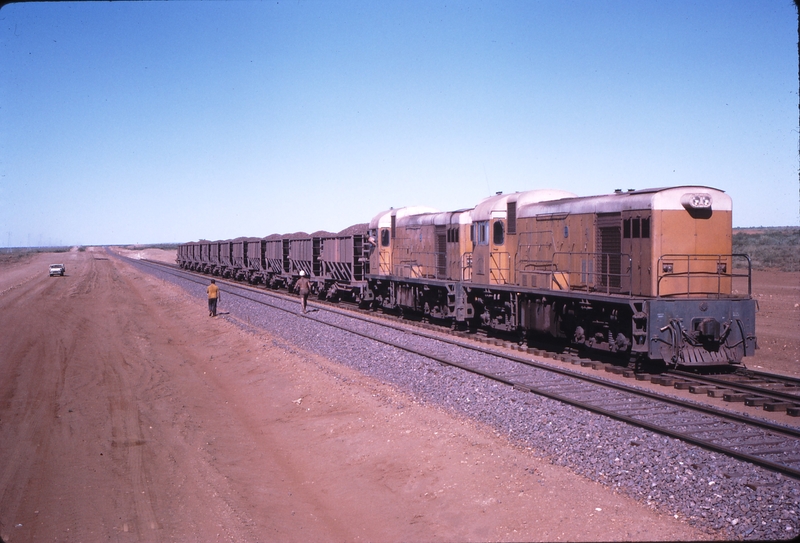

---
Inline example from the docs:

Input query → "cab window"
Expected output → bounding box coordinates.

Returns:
[381,228,390,247]
[475,221,489,246]
[493,221,505,246]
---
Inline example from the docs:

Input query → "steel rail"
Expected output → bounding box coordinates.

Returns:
[742,368,800,387]
[669,369,800,404]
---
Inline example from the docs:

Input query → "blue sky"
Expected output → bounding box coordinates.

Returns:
[1,1,797,246]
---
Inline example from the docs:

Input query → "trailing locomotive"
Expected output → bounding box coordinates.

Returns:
[178,186,757,369]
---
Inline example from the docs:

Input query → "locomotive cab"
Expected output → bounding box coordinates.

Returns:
[368,204,483,319]
[368,206,439,277]
[369,209,396,277]
[470,192,513,285]
[470,190,577,286]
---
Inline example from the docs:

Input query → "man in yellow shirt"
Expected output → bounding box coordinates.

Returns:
[207,279,220,317]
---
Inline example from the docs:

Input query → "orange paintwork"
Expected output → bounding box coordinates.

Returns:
[651,210,732,296]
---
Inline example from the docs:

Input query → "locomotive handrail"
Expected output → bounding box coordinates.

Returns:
[489,251,511,284]
[656,253,752,298]
[515,261,554,290]
[378,250,392,275]
[462,252,473,281]
[394,250,462,281]
[396,252,440,279]
[549,251,633,296]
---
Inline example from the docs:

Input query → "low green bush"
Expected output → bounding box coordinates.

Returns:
[732,227,799,272]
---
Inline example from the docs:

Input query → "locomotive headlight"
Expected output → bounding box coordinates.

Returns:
[662,263,673,273]
[681,193,712,209]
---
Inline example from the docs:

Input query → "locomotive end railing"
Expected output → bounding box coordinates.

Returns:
[656,253,752,298]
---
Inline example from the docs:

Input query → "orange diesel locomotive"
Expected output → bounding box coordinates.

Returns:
[366,186,755,368]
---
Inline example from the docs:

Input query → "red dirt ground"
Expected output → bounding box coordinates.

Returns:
[1,247,793,542]
[744,270,800,377]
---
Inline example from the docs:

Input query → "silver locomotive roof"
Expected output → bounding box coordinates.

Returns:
[516,186,731,218]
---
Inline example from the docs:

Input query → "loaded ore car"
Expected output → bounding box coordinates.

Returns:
[177,241,203,271]
[244,237,267,283]
[317,224,370,303]
[176,244,188,268]
[264,234,287,287]
[199,241,212,273]
[219,240,233,278]
[230,237,247,281]
[191,242,203,271]
[209,241,222,275]
[286,233,316,280]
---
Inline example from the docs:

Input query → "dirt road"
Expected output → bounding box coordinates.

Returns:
[0,249,715,541]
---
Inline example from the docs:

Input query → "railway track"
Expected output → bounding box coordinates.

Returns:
[124,255,800,480]
[664,369,800,416]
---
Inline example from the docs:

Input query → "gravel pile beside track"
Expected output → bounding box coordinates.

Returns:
[140,262,799,541]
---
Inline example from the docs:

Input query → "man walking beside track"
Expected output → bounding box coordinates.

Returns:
[207,279,220,317]
[296,270,310,313]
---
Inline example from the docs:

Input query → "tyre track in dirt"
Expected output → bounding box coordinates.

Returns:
[0,255,85,539]
[0,255,166,540]
[106,354,161,540]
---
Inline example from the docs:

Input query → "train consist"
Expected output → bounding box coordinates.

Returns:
[177,186,756,369]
